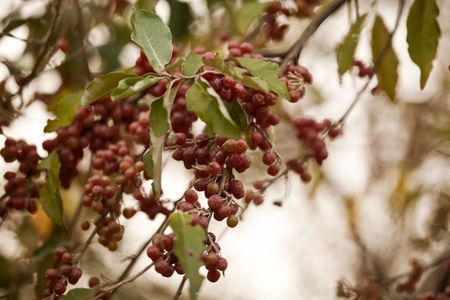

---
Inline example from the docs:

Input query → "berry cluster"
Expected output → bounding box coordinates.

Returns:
[135,50,154,76]
[287,159,311,183]
[262,150,281,176]
[353,59,375,78]
[128,111,151,145]
[41,247,82,299]
[292,117,341,165]
[96,217,124,251]
[244,189,265,206]
[1,172,39,215]
[264,0,322,40]
[92,141,143,193]
[417,290,450,300]
[171,135,250,226]
[201,251,228,283]
[133,189,170,220]
[1,138,40,174]
[146,233,183,277]
[170,83,198,135]
[0,139,41,219]
[282,64,313,103]
[202,56,282,135]
[43,99,138,187]
[396,259,423,294]
[82,175,119,215]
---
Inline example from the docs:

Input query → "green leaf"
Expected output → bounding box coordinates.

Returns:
[170,212,206,300]
[165,57,185,73]
[168,0,193,41]
[204,57,269,94]
[150,98,170,137]
[182,53,204,76]
[136,0,158,11]
[406,0,441,89]
[150,136,164,201]
[111,75,162,101]
[186,79,241,138]
[38,153,64,226]
[45,92,82,132]
[236,2,266,34]
[336,14,367,78]
[131,10,173,73]
[371,16,399,102]
[224,101,248,132]
[240,76,270,92]
[143,149,154,179]
[60,288,95,300]
[81,71,135,105]
[236,57,289,98]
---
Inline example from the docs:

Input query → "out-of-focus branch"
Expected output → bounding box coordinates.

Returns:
[94,263,154,299]
[73,0,92,81]
[172,276,187,300]
[279,0,348,74]
[337,0,405,126]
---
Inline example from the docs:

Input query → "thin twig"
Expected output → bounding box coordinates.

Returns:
[172,276,188,300]
[242,14,268,43]
[94,263,154,299]
[18,0,63,89]
[74,214,106,262]
[0,32,41,44]
[337,0,405,125]
[383,252,450,287]
[73,0,92,81]
[279,0,348,74]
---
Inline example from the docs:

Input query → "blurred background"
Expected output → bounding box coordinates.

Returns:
[0,0,449,299]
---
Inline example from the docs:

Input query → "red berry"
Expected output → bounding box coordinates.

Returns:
[207,269,221,282]
[208,195,222,211]
[262,152,277,165]
[147,245,162,261]
[267,165,280,176]
[88,277,100,288]
[184,189,198,203]
[217,257,228,271]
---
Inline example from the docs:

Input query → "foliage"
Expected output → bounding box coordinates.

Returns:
[0,0,446,300]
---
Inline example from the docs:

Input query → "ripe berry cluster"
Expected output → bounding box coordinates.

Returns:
[201,251,228,283]
[43,99,138,187]
[40,247,82,299]
[170,83,198,135]
[261,150,281,176]
[172,135,250,226]
[244,189,265,206]
[396,258,423,294]
[264,0,322,40]
[0,139,40,219]
[132,188,170,220]
[353,59,375,78]
[147,233,183,277]
[92,141,143,193]
[282,64,313,103]
[287,158,311,183]
[1,138,40,174]
[417,290,450,300]
[82,175,119,215]
[96,217,124,251]
[128,110,151,145]
[292,117,341,165]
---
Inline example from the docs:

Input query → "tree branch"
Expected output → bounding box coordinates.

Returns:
[172,276,187,300]
[279,0,349,74]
